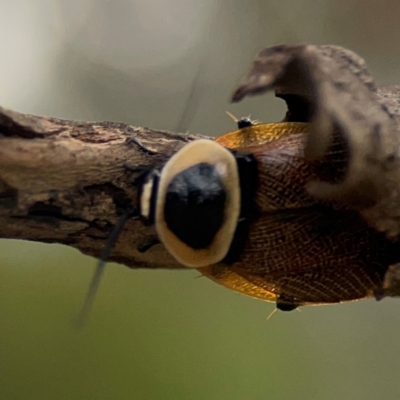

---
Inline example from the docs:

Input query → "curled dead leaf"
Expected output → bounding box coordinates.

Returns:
[232,44,400,238]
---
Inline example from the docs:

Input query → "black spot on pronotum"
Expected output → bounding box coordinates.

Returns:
[164,163,226,249]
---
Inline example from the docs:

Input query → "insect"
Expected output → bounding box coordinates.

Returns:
[77,116,400,324]
[198,117,400,311]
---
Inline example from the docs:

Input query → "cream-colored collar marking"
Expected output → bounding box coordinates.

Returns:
[156,139,240,268]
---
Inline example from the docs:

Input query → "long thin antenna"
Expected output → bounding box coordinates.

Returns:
[75,211,136,328]
[225,111,238,123]
[174,2,225,133]
[266,308,278,321]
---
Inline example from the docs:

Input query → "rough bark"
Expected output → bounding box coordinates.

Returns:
[0,106,205,269]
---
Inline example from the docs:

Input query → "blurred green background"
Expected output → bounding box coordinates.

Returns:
[1,1,400,399]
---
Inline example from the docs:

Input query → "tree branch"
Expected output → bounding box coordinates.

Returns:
[0,106,205,269]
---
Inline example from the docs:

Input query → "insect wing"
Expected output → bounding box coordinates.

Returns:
[215,122,309,149]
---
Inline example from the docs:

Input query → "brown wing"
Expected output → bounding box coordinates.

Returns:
[228,207,393,304]
[199,129,399,306]
[198,264,278,303]
[199,207,395,305]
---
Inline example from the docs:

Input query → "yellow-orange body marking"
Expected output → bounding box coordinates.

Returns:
[215,122,309,149]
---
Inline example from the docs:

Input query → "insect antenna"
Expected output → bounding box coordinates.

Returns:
[266,307,278,321]
[225,110,239,123]
[174,2,225,133]
[75,209,138,328]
